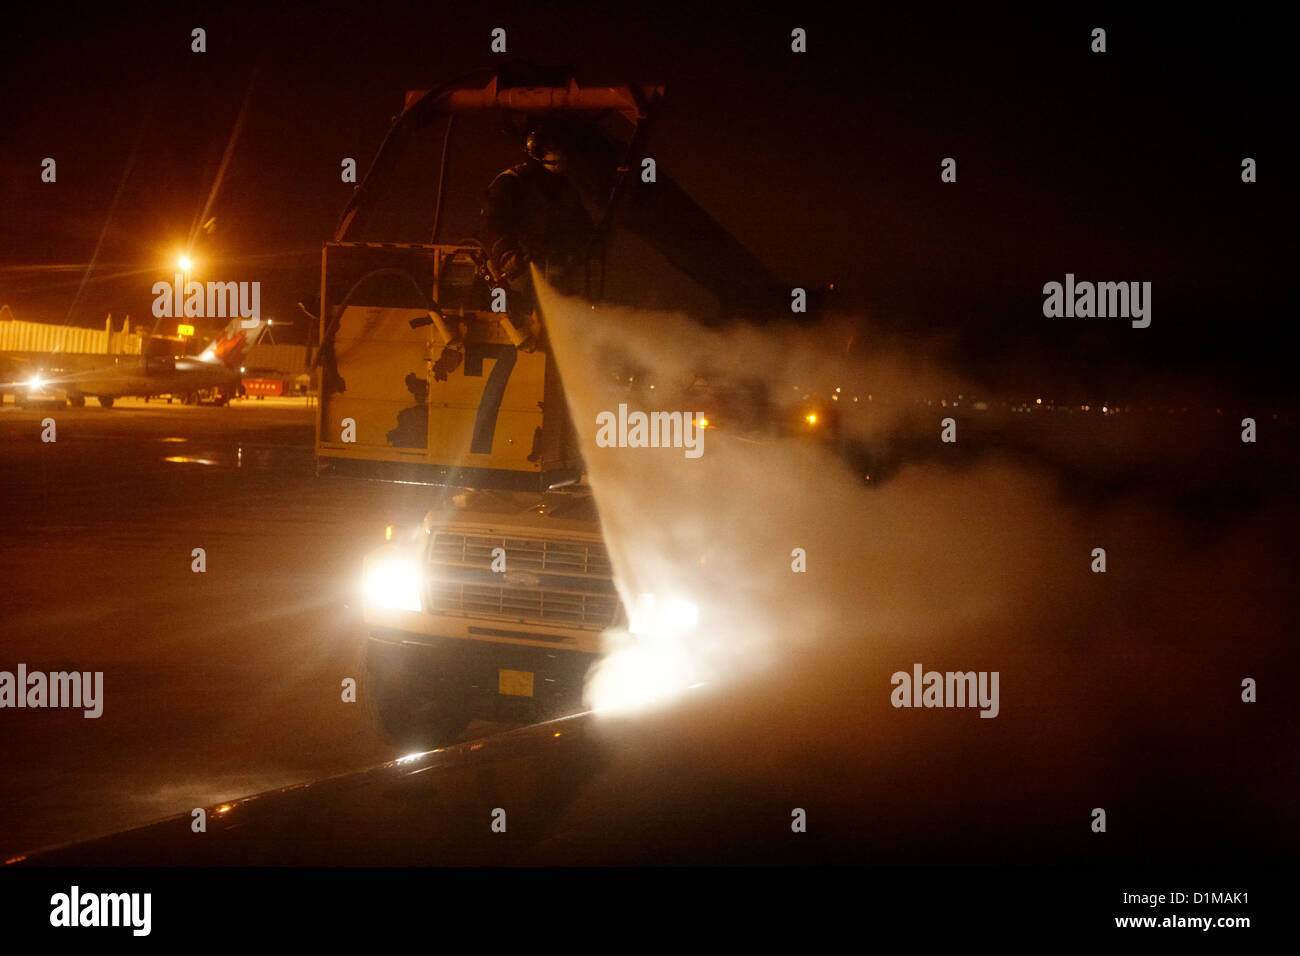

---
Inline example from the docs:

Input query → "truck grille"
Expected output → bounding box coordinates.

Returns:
[427,531,620,629]
[426,582,619,628]
[430,532,613,577]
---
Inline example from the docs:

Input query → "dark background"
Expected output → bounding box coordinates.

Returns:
[0,2,1293,400]
[0,4,1294,889]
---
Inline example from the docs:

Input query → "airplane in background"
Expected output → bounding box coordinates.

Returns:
[3,316,267,408]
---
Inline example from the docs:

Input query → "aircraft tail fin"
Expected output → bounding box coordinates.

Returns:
[198,316,265,368]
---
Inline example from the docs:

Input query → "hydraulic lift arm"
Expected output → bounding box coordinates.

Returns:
[334,68,796,322]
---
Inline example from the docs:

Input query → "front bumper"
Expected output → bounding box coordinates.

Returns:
[367,627,598,722]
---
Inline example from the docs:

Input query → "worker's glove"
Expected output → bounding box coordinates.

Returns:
[498,250,529,283]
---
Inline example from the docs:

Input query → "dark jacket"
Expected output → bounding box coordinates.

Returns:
[481,160,593,292]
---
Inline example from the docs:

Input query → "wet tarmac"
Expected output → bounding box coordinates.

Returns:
[0,398,506,858]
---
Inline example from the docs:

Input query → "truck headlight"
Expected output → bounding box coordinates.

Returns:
[587,593,703,714]
[628,593,699,636]
[585,634,697,715]
[362,559,422,612]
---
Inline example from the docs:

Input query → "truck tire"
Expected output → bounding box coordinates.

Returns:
[97,396,114,408]
[364,640,470,751]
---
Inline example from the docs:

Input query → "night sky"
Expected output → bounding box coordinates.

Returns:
[1,3,1291,398]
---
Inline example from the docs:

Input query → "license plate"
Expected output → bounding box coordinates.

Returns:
[498,669,534,697]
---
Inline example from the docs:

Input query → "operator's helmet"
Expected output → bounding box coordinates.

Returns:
[524,125,564,172]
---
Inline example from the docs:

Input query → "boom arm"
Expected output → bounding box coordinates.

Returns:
[335,68,793,321]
